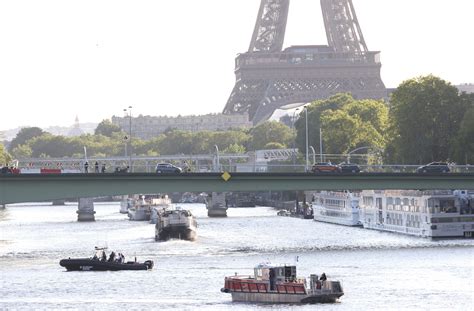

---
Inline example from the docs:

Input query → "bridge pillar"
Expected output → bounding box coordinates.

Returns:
[52,199,66,206]
[206,192,228,217]
[76,198,96,222]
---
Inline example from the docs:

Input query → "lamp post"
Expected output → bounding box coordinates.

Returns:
[292,108,300,167]
[319,127,323,162]
[124,106,133,171]
[309,146,316,165]
[214,145,220,172]
[304,106,309,172]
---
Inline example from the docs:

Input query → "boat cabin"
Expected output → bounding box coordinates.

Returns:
[254,263,297,283]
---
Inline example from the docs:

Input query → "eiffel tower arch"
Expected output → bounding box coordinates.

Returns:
[223,0,387,124]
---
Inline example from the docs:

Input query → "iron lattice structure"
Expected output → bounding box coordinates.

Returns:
[223,0,387,124]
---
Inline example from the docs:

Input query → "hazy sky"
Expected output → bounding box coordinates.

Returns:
[0,0,473,131]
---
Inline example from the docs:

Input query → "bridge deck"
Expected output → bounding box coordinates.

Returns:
[1,173,473,205]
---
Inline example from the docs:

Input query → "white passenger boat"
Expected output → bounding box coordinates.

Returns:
[128,194,172,221]
[359,190,474,238]
[155,206,197,241]
[150,196,173,224]
[311,191,362,226]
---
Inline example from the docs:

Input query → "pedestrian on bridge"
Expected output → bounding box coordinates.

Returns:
[94,161,99,173]
[101,163,106,173]
[84,161,89,173]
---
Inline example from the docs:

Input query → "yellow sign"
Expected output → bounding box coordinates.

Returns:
[221,171,231,181]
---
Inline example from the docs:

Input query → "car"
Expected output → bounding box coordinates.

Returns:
[416,162,450,173]
[311,162,341,173]
[338,162,361,173]
[155,163,182,174]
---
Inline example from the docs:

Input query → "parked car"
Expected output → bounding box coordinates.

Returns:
[338,162,361,173]
[311,162,341,173]
[155,163,182,174]
[416,162,450,173]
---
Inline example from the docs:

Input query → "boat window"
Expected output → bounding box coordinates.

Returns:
[439,199,457,213]
[395,198,401,205]
[387,197,393,205]
[403,198,409,206]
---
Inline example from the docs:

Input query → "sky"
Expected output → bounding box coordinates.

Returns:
[0,0,473,131]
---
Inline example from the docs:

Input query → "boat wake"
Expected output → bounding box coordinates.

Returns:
[228,241,474,255]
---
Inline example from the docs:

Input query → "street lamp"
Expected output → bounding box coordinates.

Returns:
[124,106,133,171]
[292,108,300,167]
[214,145,220,172]
[319,127,323,162]
[309,146,316,165]
[304,106,309,172]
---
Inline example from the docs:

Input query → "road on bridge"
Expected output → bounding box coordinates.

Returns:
[1,172,474,205]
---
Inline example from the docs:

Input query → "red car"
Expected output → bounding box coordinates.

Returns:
[311,162,341,173]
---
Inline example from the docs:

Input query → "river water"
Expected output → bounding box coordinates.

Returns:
[0,203,473,310]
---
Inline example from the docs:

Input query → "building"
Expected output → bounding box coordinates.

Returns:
[112,113,252,140]
[67,116,84,137]
[456,83,474,94]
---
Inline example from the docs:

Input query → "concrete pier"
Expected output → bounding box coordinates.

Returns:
[52,199,66,206]
[77,198,96,221]
[0,204,5,209]
[207,192,228,217]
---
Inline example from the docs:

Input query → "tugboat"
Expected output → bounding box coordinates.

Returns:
[155,206,197,241]
[59,247,154,271]
[221,263,343,304]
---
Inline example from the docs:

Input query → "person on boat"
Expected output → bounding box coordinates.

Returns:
[101,163,106,173]
[94,161,99,173]
[320,273,327,281]
[84,161,89,173]
[1,165,10,174]
[269,268,276,291]
[108,251,116,262]
[101,251,107,261]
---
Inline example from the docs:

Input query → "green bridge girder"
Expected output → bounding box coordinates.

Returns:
[1,173,474,205]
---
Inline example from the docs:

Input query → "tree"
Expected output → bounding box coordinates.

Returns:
[248,121,294,150]
[0,143,11,165]
[295,94,388,158]
[319,110,360,154]
[387,75,469,164]
[264,142,286,150]
[9,127,44,151]
[451,107,474,164]
[10,144,32,159]
[223,143,246,154]
[94,119,123,137]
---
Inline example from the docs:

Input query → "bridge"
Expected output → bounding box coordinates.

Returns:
[1,172,474,205]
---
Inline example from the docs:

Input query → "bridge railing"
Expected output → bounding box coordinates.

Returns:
[12,157,474,174]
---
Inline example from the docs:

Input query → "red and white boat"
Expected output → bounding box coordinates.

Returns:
[221,263,344,304]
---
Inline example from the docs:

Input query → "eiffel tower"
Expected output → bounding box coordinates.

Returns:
[223,0,387,124]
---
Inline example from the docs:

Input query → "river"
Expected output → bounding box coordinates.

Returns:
[0,203,473,310]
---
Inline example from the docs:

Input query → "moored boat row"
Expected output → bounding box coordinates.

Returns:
[311,189,474,238]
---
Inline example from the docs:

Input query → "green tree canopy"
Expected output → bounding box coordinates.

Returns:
[94,119,123,137]
[386,75,470,164]
[248,121,294,150]
[451,106,474,164]
[0,143,11,165]
[295,94,388,158]
[9,127,45,151]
